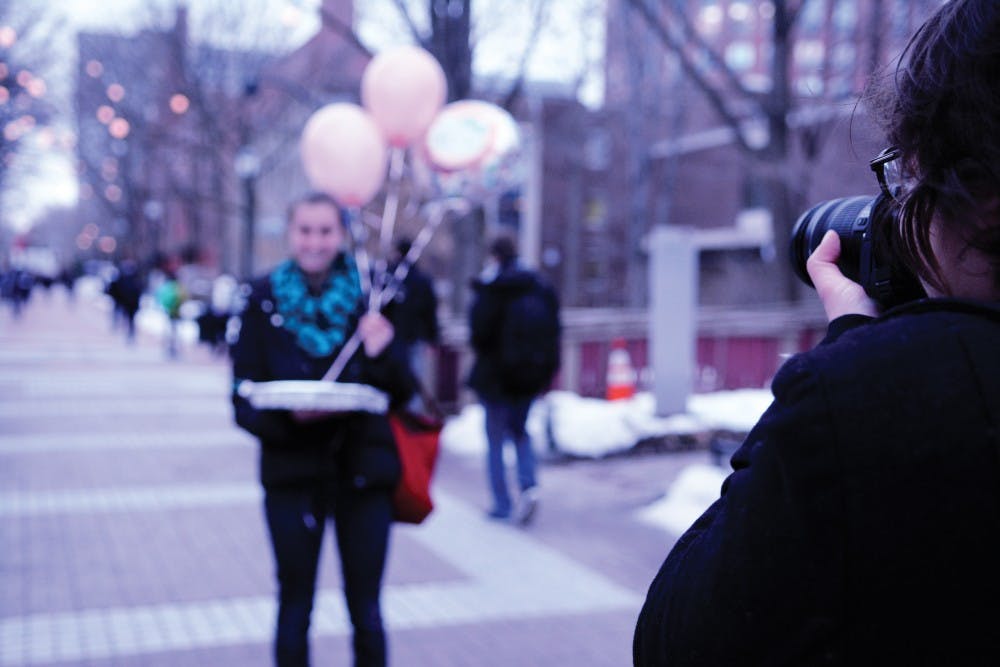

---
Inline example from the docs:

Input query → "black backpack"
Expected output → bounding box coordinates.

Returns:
[495,277,561,396]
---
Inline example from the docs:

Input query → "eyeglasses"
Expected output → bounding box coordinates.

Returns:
[870,146,904,203]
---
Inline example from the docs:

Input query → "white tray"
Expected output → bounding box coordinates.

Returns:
[237,380,389,414]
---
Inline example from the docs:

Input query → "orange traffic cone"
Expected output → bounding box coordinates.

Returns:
[606,337,637,401]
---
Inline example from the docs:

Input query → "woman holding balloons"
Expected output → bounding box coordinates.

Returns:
[234,44,454,667]
[235,38,528,664]
[231,190,416,667]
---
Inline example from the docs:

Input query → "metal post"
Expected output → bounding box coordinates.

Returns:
[242,174,256,279]
[235,147,260,280]
[648,225,697,416]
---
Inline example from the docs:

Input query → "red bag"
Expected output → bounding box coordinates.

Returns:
[388,410,442,524]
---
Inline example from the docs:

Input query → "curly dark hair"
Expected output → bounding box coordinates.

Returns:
[866,0,1000,294]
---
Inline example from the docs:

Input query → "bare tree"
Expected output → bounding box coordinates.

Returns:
[347,0,590,111]
[318,0,604,311]
[0,2,61,227]
[623,0,939,301]
[74,0,303,273]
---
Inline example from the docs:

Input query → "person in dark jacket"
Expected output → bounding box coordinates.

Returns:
[231,192,414,667]
[467,235,560,525]
[382,237,439,402]
[107,259,144,343]
[634,2,1000,665]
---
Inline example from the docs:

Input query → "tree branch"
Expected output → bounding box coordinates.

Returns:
[625,0,753,152]
[388,0,428,46]
[669,1,756,104]
[318,5,374,58]
[500,0,552,110]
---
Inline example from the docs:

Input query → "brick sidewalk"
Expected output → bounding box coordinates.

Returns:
[0,288,709,666]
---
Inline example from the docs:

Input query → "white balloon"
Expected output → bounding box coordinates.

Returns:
[422,100,523,202]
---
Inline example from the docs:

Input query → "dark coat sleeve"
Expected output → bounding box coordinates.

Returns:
[468,282,505,353]
[634,352,847,666]
[466,282,508,397]
[410,269,440,344]
[230,283,292,443]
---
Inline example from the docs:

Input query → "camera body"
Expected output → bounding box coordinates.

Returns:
[789,193,925,309]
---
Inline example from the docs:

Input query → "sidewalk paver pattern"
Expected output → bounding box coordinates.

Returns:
[0,290,708,666]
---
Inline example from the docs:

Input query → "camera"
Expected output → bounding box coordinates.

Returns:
[789,193,925,309]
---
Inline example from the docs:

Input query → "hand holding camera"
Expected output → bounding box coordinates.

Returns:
[805,230,879,321]
[789,147,927,318]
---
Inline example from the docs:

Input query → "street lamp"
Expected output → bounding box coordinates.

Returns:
[234,146,260,279]
[143,199,163,260]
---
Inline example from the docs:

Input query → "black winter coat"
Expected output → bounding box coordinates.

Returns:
[231,276,415,490]
[466,266,557,400]
[634,298,1000,666]
[382,264,439,346]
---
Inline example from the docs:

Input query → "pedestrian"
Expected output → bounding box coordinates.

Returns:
[154,255,185,359]
[0,267,15,314]
[2,266,33,318]
[230,191,414,667]
[634,1,1000,664]
[467,234,561,525]
[382,237,440,407]
[197,273,238,355]
[107,259,144,343]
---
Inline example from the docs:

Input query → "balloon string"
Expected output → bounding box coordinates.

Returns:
[324,197,384,384]
[322,330,361,382]
[381,147,406,253]
[346,207,372,298]
[324,208,368,381]
[369,147,407,311]
[374,199,460,309]
[323,202,451,384]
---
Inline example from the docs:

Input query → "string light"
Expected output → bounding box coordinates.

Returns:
[169,93,189,114]
[107,83,125,102]
[108,117,130,139]
[0,26,16,48]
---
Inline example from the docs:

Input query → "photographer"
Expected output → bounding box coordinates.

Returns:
[634,2,1000,665]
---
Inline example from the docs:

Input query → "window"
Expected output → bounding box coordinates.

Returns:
[584,130,610,171]
[832,43,856,69]
[725,41,756,71]
[800,0,823,34]
[584,194,607,231]
[834,2,857,31]
[794,39,825,70]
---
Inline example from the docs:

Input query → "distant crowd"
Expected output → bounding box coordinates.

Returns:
[2,245,242,360]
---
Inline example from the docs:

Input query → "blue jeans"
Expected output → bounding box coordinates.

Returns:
[483,397,537,515]
[264,483,392,667]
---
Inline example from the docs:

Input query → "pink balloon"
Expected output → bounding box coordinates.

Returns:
[361,45,447,148]
[300,103,388,207]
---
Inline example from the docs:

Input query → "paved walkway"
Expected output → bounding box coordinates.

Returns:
[0,287,711,666]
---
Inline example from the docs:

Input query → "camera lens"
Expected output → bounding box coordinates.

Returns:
[789,195,876,287]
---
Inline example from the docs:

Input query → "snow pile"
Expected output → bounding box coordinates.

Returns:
[439,389,771,535]
[441,389,771,458]
[635,463,728,535]
[440,389,772,460]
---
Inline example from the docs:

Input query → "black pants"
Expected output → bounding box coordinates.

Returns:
[264,482,393,667]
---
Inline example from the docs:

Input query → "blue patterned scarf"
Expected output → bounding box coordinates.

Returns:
[269,255,362,358]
